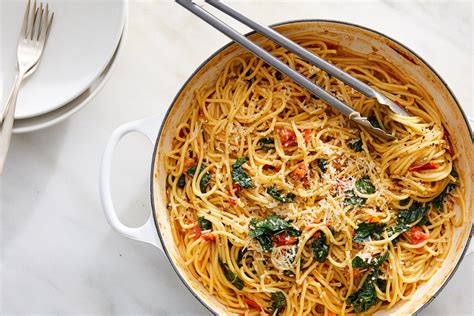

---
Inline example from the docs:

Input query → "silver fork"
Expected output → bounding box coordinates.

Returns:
[0,0,54,174]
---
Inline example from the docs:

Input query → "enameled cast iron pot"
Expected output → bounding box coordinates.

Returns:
[100,21,474,315]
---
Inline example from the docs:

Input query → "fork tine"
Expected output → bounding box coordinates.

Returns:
[26,0,35,40]
[30,2,42,40]
[38,3,53,45]
[48,5,54,35]
[35,2,44,41]
[26,0,37,40]
[20,0,31,39]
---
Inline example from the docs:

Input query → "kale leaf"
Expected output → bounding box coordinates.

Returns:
[398,202,430,226]
[237,249,245,267]
[317,159,328,173]
[348,138,363,152]
[177,174,186,188]
[432,192,446,210]
[249,215,301,252]
[386,202,430,243]
[249,216,292,236]
[371,252,389,267]
[347,253,389,312]
[255,234,273,252]
[386,223,408,243]
[353,222,386,243]
[200,173,211,192]
[186,164,211,192]
[259,137,275,151]
[352,256,370,269]
[249,216,301,237]
[347,268,379,312]
[345,177,375,206]
[355,176,375,194]
[219,259,244,290]
[368,116,381,129]
[431,169,458,211]
[450,168,459,179]
[344,190,366,206]
[198,216,212,231]
[377,279,387,292]
[267,187,296,203]
[311,233,329,262]
[232,157,254,188]
[417,215,431,226]
[186,165,200,177]
[399,198,410,206]
[268,291,286,315]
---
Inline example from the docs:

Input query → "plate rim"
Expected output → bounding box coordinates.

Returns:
[12,7,128,133]
[8,0,128,119]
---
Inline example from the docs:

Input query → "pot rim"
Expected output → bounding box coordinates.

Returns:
[150,19,474,315]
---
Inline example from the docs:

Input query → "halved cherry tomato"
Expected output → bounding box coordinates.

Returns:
[263,164,274,170]
[352,268,360,277]
[276,128,297,148]
[407,226,429,245]
[302,129,312,143]
[232,183,241,195]
[243,298,260,309]
[184,157,197,169]
[201,232,216,242]
[190,225,201,239]
[263,164,280,171]
[292,163,308,181]
[367,217,381,223]
[409,162,438,172]
[229,195,237,206]
[272,232,298,246]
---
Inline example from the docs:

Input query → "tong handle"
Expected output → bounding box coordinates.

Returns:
[176,0,395,140]
[205,0,410,118]
[176,0,355,117]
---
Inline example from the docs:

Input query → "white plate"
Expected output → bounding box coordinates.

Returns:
[1,0,127,119]
[12,18,126,133]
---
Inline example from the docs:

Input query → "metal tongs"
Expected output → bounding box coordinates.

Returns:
[176,0,411,141]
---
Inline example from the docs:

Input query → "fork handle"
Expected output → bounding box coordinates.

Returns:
[0,70,25,174]
[0,71,24,124]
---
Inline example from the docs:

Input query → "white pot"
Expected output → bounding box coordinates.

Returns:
[100,21,474,315]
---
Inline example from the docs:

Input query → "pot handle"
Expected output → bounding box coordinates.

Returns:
[99,116,163,250]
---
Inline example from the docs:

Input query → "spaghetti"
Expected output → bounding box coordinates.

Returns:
[164,32,463,315]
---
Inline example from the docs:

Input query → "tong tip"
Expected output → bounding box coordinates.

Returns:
[350,113,396,141]
[376,95,411,117]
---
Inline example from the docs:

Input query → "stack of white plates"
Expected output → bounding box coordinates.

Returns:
[0,0,128,133]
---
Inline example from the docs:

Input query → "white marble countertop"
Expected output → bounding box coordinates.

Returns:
[1,0,473,315]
